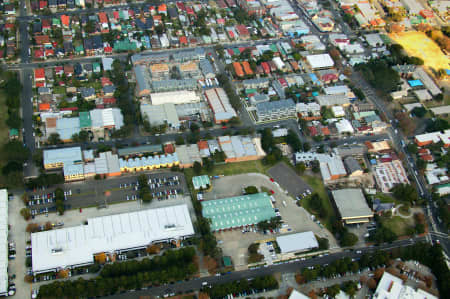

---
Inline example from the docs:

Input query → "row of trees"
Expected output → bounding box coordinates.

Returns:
[260,128,283,165]
[25,173,64,189]
[354,60,400,94]
[137,174,153,203]
[38,248,197,298]
[54,188,65,215]
[216,73,242,111]
[204,275,279,299]
[256,217,282,232]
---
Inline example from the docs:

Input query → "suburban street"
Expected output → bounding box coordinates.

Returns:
[103,237,426,299]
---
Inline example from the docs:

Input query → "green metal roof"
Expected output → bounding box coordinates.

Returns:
[269,44,278,53]
[79,111,92,128]
[201,193,276,231]
[114,40,137,51]
[193,175,210,190]
[92,62,101,72]
[223,256,232,267]
[9,128,18,136]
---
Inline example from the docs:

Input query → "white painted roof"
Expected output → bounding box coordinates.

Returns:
[276,231,318,253]
[306,54,334,69]
[0,190,8,295]
[31,204,194,274]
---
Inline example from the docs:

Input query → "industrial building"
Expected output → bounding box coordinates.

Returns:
[0,190,8,296]
[218,136,265,163]
[31,204,195,274]
[140,103,180,128]
[201,193,276,231]
[373,272,437,299]
[344,156,363,177]
[255,99,296,122]
[90,108,124,131]
[192,175,211,190]
[204,88,237,123]
[150,90,200,105]
[331,189,373,225]
[295,152,347,182]
[276,232,318,255]
[306,54,334,70]
[176,144,202,168]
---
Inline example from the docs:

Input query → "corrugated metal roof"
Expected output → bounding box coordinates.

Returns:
[201,193,276,231]
[0,190,8,295]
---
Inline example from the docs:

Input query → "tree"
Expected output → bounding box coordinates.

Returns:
[20,208,31,220]
[175,136,185,145]
[395,112,417,136]
[407,143,418,155]
[3,140,29,164]
[340,231,358,247]
[48,133,62,145]
[311,160,320,173]
[391,184,418,203]
[412,107,427,118]
[193,161,202,175]
[296,162,306,174]
[286,129,302,152]
[244,186,258,194]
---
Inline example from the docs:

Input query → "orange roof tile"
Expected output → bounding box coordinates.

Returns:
[39,103,51,111]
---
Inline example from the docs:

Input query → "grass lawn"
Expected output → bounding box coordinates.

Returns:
[53,86,66,95]
[85,81,102,91]
[375,193,395,203]
[380,215,413,237]
[300,175,337,231]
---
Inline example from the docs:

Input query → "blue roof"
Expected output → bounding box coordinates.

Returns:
[446,69,450,75]
[309,73,318,82]
[408,80,423,87]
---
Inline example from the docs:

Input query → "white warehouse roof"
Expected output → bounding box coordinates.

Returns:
[276,232,318,254]
[31,204,194,274]
[150,90,200,105]
[306,54,334,69]
[0,190,8,296]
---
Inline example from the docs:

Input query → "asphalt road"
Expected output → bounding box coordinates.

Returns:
[103,237,425,299]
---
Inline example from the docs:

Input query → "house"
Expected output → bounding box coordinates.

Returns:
[34,35,51,46]
[80,87,96,100]
[102,85,116,97]
[64,65,74,77]
[34,68,46,83]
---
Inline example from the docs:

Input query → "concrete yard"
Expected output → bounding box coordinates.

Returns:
[205,173,337,270]
[267,162,312,198]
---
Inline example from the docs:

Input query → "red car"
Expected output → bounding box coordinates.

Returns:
[222,126,227,129]
[270,190,275,194]
[270,178,274,182]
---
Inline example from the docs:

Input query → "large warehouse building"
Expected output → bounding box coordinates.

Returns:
[0,190,8,296]
[331,189,373,225]
[31,204,195,274]
[204,88,237,123]
[201,193,276,231]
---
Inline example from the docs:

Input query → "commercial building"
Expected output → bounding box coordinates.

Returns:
[288,290,310,299]
[56,117,80,142]
[316,94,350,107]
[430,105,450,116]
[204,88,237,123]
[276,232,318,255]
[192,175,211,190]
[0,190,8,296]
[218,136,265,163]
[134,65,152,97]
[43,147,83,170]
[90,108,124,131]
[117,144,163,157]
[94,151,121,177]
[331,189,373,224]
[295,152,347,182]
[306,54,334,70]
[373,271,438,299]
[413,68,441,96]
[150,90,200,105]
[365,140,390,152]
[201,193,276,231]
[31,204,195,274]
[335,118,354,134]
[140,103,180,128]
[119,153,179,172]
[176,145,202,168]
[373,159,409,193]
[255,99,296,122]
[414,130,450,147]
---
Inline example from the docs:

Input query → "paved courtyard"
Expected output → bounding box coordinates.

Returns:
[205,173,337,270]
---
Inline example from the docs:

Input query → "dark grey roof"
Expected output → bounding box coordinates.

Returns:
[80,87,95,97]
[199,59,214,76]
[256,99,295,113]
[344,156,362,174]
[103,85,116,94]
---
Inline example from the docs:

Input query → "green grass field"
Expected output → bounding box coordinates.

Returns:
[380,215,413,237]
